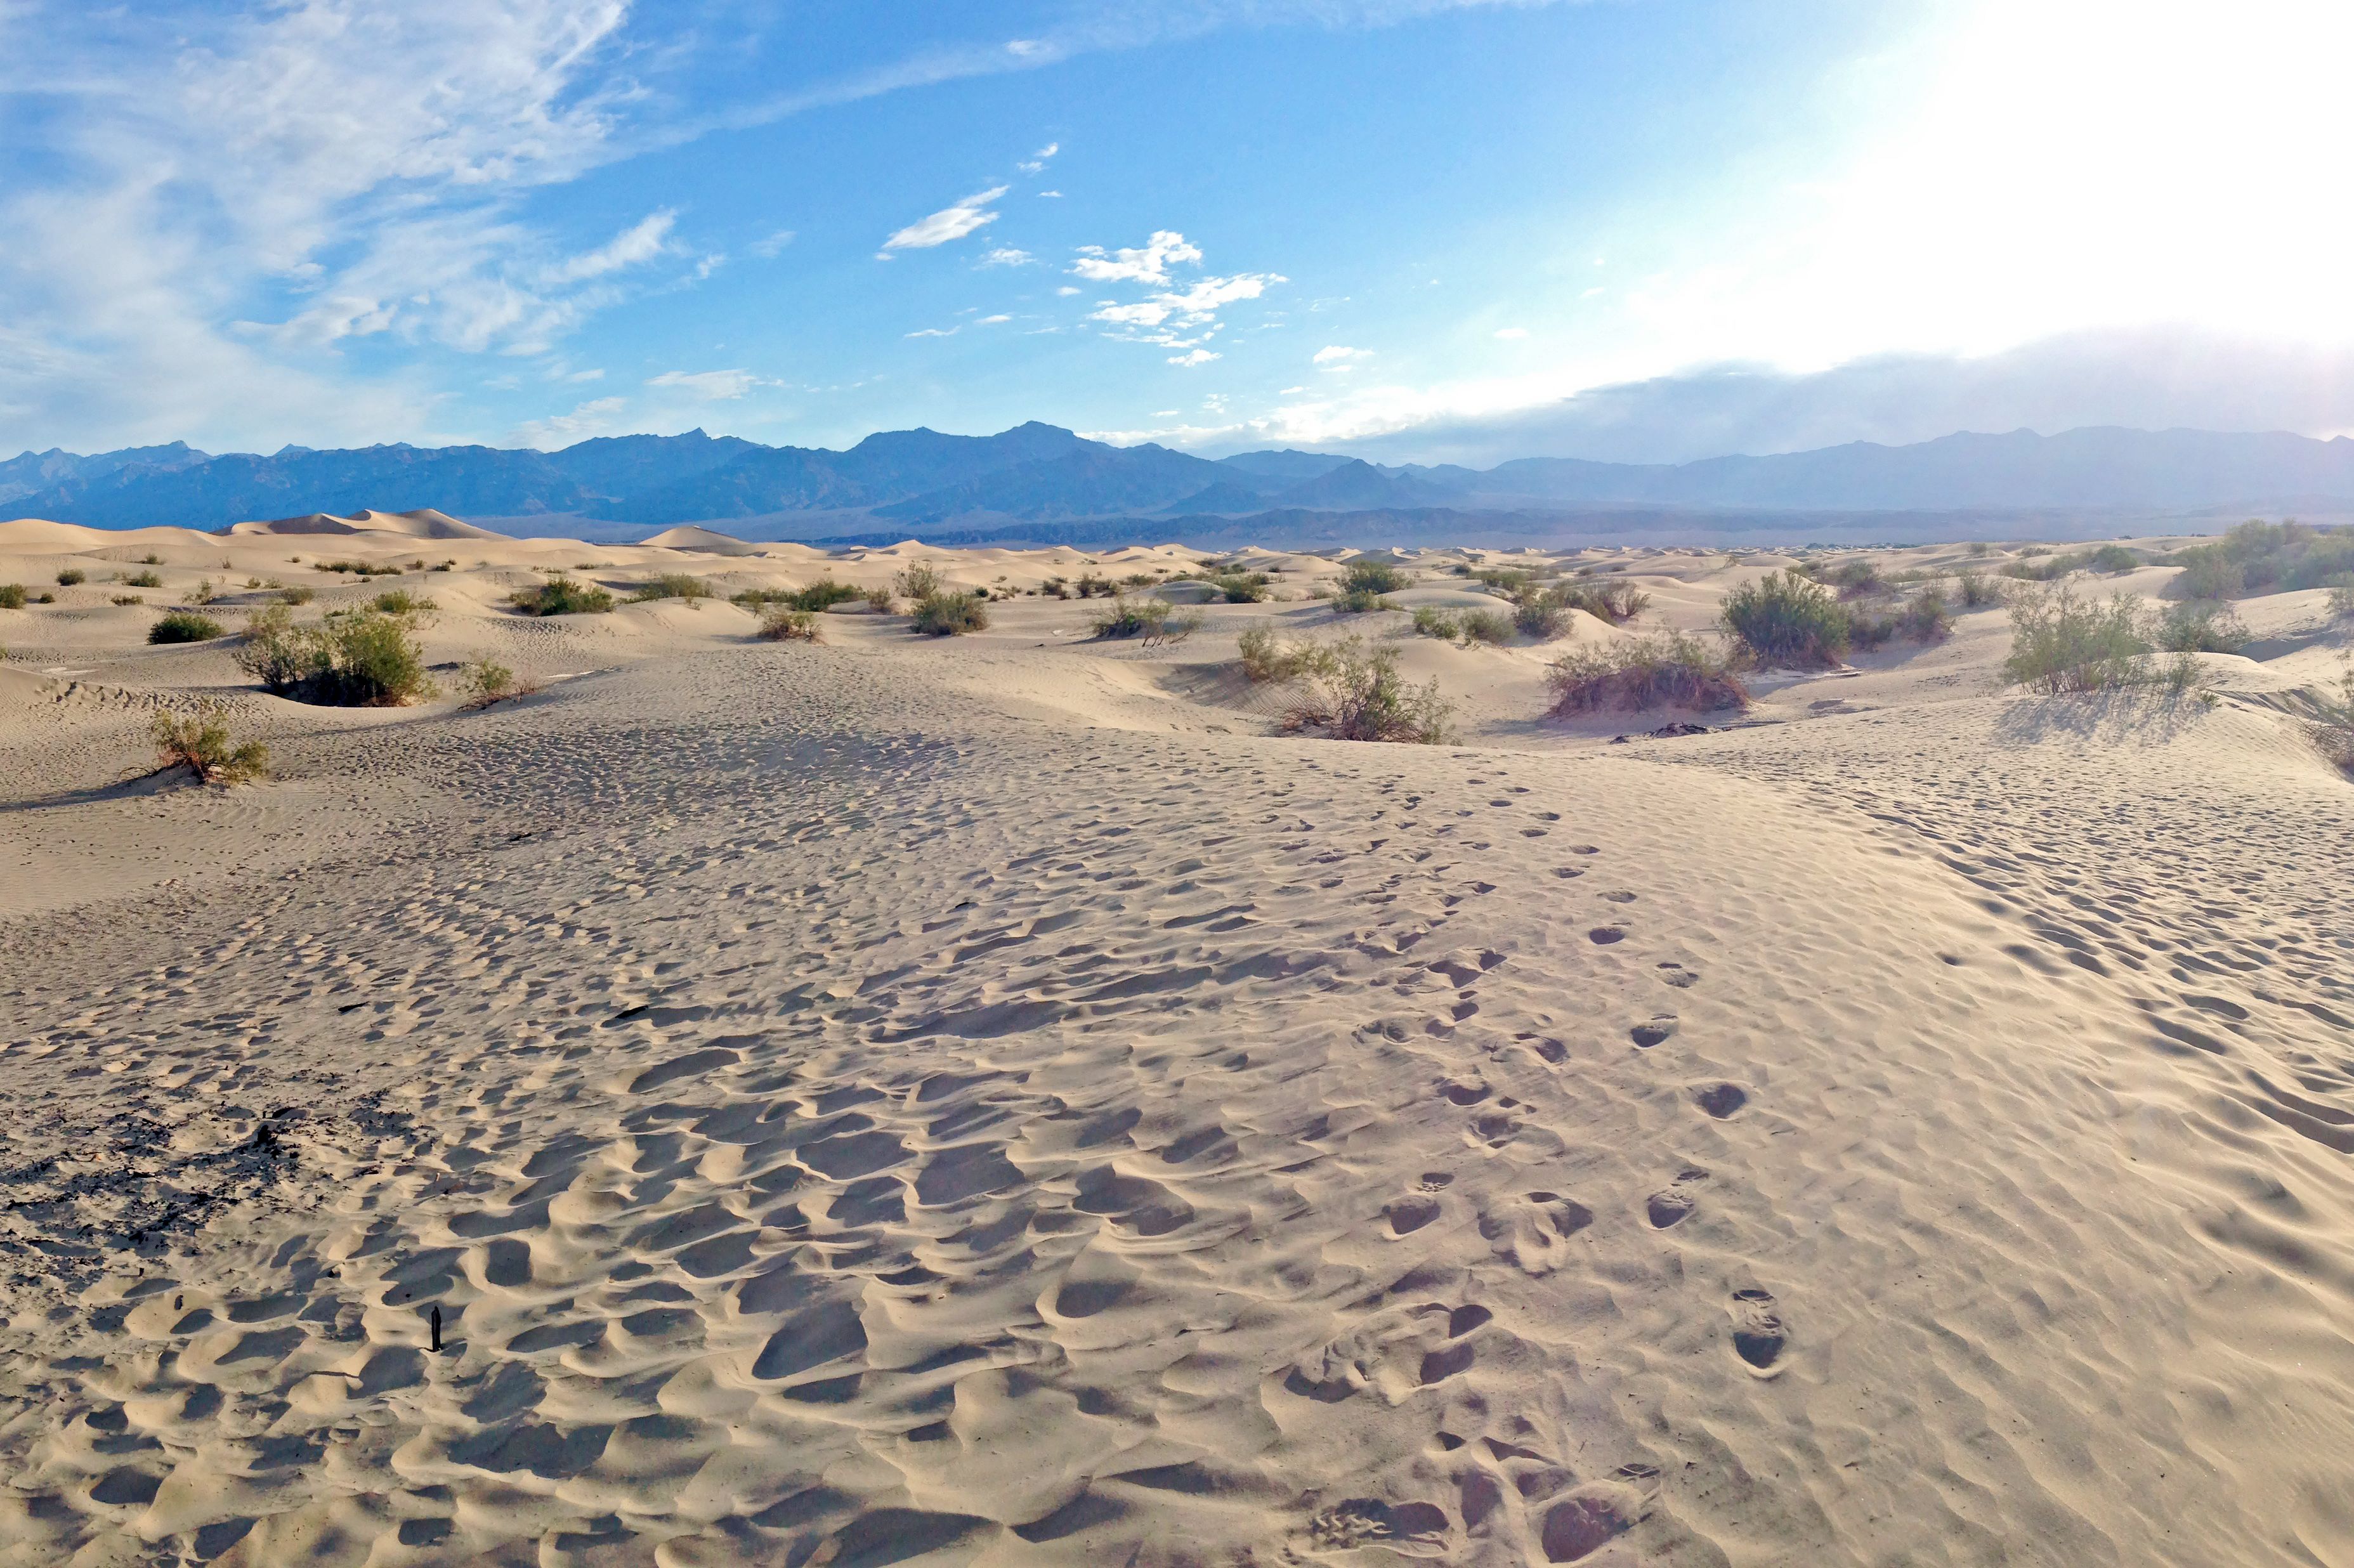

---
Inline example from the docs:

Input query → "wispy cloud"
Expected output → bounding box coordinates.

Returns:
[1017,141,1061,175]
[1168,348,1220,367]
[882,187,1007,252]
[542,211,678,284]
[1071,231,1202,285]
[646,368,766,400]
[1315,344,1372,363]
[980,247,1036,267]
[1075,232,1283,359]
[512,395,627,447]
[750,228,797,259]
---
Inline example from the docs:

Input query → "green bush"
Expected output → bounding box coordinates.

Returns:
[2167,519,2354,599]
[1278,635,1453,745]
[1893,587,1954,642]
[120,569,162,588]
[1952,570,2004,608]
[1238,627,1336,684]
[1212,572,1271,603]
[789,579,861,611]
[1474,567,1538,594]
[459,658,532,708]
[112,594,144,606]
[1545,632,1749,715]
[152,705,268,783]
[2001,584,2157,694]
[1074,572,1115,599]
[1720,570,1852,667]
[912,591,988,636]
[758,606,824,641]
[894,563,944,601]
[1458,609,1512,645]
[2326,574,2354,620]
[2157,601,2250,654]
[1090,594,1202,645]
[1555,580,1651,625]
[1411,606,1460,641]
[0,584,24,610]
[55,568,85,587]
[1340,558,1408,595]
[1333,586,1397,613]
[630,573,711,603]
[509,575,615,616]
[236,606,432,704]
[149,611,225,643]
[371,588,434,617]
[277,584,316,605]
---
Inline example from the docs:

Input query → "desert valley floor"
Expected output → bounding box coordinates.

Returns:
[1,516,2351,1567]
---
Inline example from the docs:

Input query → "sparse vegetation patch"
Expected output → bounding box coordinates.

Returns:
[509,575,615,616]
[1545,632,1749,715]
[1277,634,1454,745]
[758,606,824,642]
[151,705,268,784]
[1720,570,1852,668]
[148,611,225,643]
[237,606,433,705]
[55,568,85,587]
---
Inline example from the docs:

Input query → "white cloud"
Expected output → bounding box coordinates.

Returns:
[1017,141,1061,174]
[980,247,1035,267]
[750,229,797,258]
[542,211,677,284]
[1493,326,1528,340]
[1071,230,1201,285]
[976,314,1011,325]
[511,395,626,447]
[567,367,605,382]
[1314,344,1371,363]
[646,368,764,400]
[906,326,958,338]
[882,186,1007,251]
[1056,285,1082,296]
[1168,349,1220,367]
[1038,190,1063,198]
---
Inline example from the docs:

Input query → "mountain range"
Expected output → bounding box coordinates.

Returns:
[7,423,2354,540]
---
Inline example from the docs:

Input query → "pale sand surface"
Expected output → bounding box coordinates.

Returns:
[1,520,2351,1565]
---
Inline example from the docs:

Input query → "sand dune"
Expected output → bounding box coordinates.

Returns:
[225,508,499,542]
[1,527,2351,1565]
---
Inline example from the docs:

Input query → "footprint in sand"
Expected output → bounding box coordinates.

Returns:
[1729,1288,1788,1375]
[1646,1166,1708,1228]
[1588,927,1626,945]
[1691,1083,1748,1118]
[1656,962,1699,989]
[1630,1016,1676,1049]
[1383,1195,1442,1237]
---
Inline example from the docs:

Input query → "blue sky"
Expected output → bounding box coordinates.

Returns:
[5,0,2352,464]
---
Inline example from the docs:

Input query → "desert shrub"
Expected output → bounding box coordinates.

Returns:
[2326,574,2354,620]
[1041,576,1071,599]
[32,592,52,603]
[1545,632,1748,715]
[371,588,435,617]
[120,569,162,587]
[112,594,145,606]
[2313,655,2354,775]
[152,705,268,784]
[149,611,225,643]
[1474,567,1537,594]
[188,578,216,604]
[1334,586,1398,613]
[1341,558,1408,596]
[631,573,711,603]
[911,591,988,636]
[2085,544,2141,573]
[1720,570,1852,667]
[1278,635,1453,745]
[861,585,894,612]
[509,575,615,616]
[1238,627,1337,684]
[55,568,85,587]
[1952,570,2004,608]
[2156,601,2251,653]
[1212,572,1271,603]
[1073,572,1115,598]
[1458,609,1512,645]
[758,606,824,642]
[2001,584,2157,694]
[1845,607,1895,651]
[1557,580,1651,625]
[277,584,316,605]
[1090,595,1202,645]
[894,563,943,601]
[1411,606,1460,641]
[237,608,431,704]
[1513,596,1568,639]
[140,553,162,565]
[1893,587,1954,642]
[0,584,23,610]
[2167,519,2354,599]
[789,578,861,611]
[1814,559,1883,596]
[459,658,535,709]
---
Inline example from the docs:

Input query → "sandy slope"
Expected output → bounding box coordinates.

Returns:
[1,527,2351,1566]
